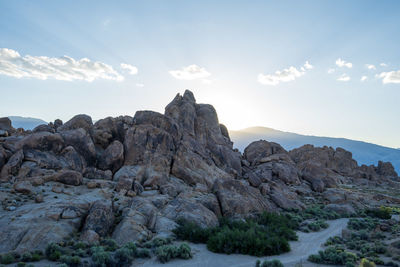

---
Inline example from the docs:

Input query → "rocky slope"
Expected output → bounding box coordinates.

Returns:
[0,90,399,254]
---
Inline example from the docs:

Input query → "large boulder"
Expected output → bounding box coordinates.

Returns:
[92,116,134,148]
[113,165,144,192]
[289,145,358,176]
[243,140,300,185]
[124,120,175,188]
[213,179,275,217]
[98,140,124,172]
[82,200,114,238]
[60,129,96,165]
[112,197,157,245]
[57,114,93,133]
[377,161,398,179]
[0,117,14,133]
[52,170,83,185]
[165,90,241,176]
[0,149,24,181]
[244,140,287,166]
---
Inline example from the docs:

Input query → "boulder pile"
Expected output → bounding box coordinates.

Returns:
[0,90,398,253]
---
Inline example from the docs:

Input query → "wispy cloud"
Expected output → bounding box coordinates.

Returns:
[361,76,368,82]
[169,64,211,80]
[380,63,388,67]
[136,83,144,87]
[366,64,376,70]
[121,63,138,75]
[336,58,352,68]
[378,70,400,84]
[327,68,335,74]
[0,48,123,82]
[258,61,313,86]
[337,74,350,82]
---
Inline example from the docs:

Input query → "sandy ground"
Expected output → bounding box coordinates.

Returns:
[134,218,349,267]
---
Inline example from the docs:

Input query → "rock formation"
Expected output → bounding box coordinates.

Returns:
[0,90,399,254]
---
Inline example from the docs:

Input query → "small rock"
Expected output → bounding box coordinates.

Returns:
[35,194,44,203]
[52,186,63,193]
[87,181,98,189]
[7,206,16,211]
[14,181,34,195]
[126,190,136,197]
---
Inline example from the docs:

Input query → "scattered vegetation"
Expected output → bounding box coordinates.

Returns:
[308,246,358,266]
[174,212,297,256]
[155,243,192,263]
[255,259,284,267]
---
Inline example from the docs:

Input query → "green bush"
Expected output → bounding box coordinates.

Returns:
[307,220,329,232]
[173,218,212,243]
[91,246,115,267]
[135,248,151,258]
[60,255,81,267]
[31,252,41,261]
[0,253,15,264]
[360,258,376,267]
[73,241,88,250]
[308,247,358,265]
[155,243,192,263]
[101,239,118,252]
[21,252,32,262]
[366,207,392,219]
[45,243,63,261]
[348,218,377,231]
[144,237,173,248]
[174,212,296,257]
[113,247,135,266]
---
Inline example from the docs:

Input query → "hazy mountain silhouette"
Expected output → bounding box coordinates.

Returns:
[8,116,47,130]
[230,126,400,173]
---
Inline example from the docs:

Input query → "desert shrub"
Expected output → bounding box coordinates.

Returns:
[173,218,212,243]
[256,212,298,240]
[135,248,151,258]
[174,212,296,256]
[144,237,173,248]
[307,220,329,232]
[45,243,63,261]
[60,255,81,267]
[308,246,358,265]
[73,241,87,250]
[368,257,384,265]
[366,207,392,219]
[91,246,114,267]
[325,236,344,246]
[21,252,32,262]
[359,258,376,267]
[31,252,41,261]
[113,247,134,266]
[72,248,87,257]
[348,218,377,231]
[17,263,26,267]
[301,205,340,220]
[101,239,118,252]
[207,224,290,256]
[0,253,15,264]
[155,243,192,263]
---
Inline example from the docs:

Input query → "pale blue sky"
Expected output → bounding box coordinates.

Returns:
[0,0,399,148]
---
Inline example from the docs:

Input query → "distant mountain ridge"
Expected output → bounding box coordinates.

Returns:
[7,116,47,130]
[229,126,400,173]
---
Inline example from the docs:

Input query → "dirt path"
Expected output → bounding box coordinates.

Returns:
[134,218,349,267]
